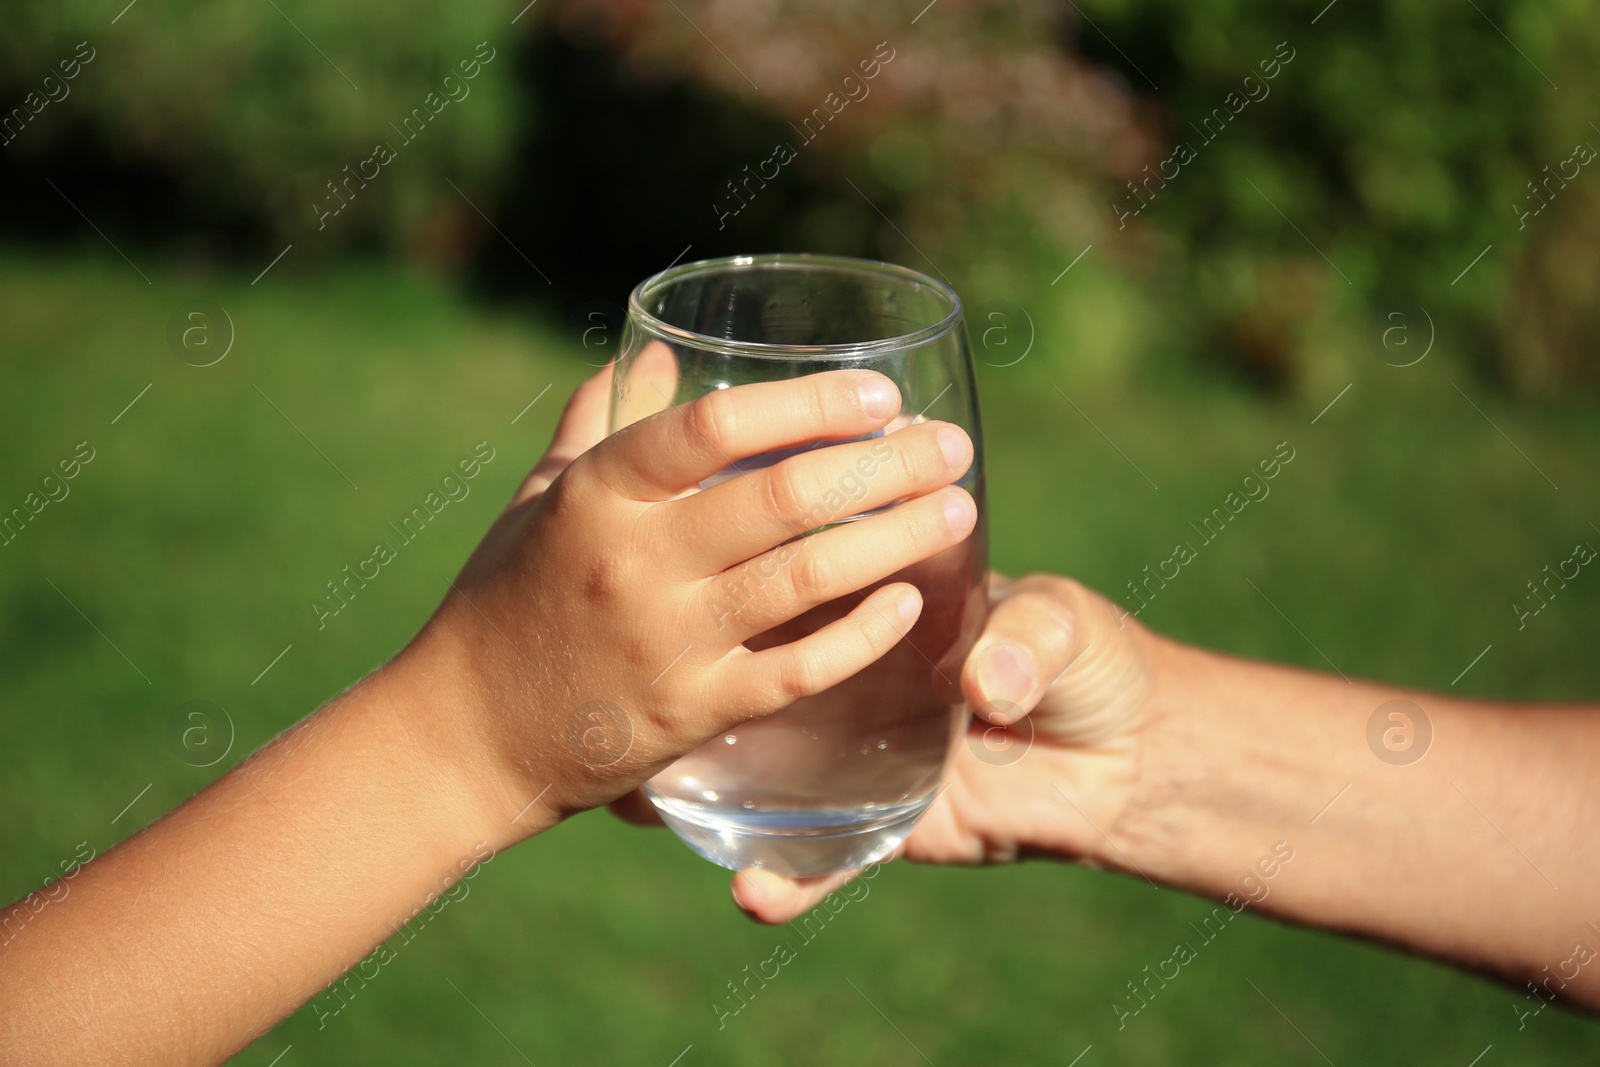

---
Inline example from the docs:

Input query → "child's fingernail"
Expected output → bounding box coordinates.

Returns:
[897,592,922,624]
[858,375,897,419]
[978,642,1036,710]
[943,491,976,535]
[937,426,969,469]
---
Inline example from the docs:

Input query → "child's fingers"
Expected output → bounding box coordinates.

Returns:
[704,486,977,644]
[589,370,901,502]
[611,340,681,430]
[669,421,973,572]
[512,363,616,506]
[607,787,667,827]
[720,583,922,714]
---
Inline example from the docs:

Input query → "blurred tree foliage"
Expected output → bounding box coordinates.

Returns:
[3,0,1595,393]
[1104,0,1600,393]
[536,0,1148,335]
[543,0,1600,393]
[0,0,516,260]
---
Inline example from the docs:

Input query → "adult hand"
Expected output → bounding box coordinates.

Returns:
[612,571,1167,922]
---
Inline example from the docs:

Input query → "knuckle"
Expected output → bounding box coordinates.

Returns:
[900,500,938,556]
[763,463,815,530]
[1017,572,1084,602]
[580,553,629,606]
[686,389,739,453]
[895,431,939,487]
[859,612,894,658]
[1007,589,1076,652]
[559,451,626,511]
[538,464,602,531]
[776,649,821,701]
[549,455,595,503]
[637,696,684,742]
[805,376,835,424]
[787,545,834,604]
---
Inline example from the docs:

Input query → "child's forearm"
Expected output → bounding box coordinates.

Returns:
[0,634,527,1067]
[1113,634,1600,1008]
[0,364,964,1065]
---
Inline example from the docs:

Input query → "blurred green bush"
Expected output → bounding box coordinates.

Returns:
[1106,0,1600,393]
[0,0,518,259]
[5,0,1596,393]
[560,0,1600,394]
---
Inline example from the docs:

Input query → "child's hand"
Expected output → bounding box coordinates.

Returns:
[402,363,978,844]
[0,361,978,1062]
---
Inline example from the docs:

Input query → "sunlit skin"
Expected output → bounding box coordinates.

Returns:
[0,366,980,1066]
[668,573,1600,1014]
[7,370,1598,1067]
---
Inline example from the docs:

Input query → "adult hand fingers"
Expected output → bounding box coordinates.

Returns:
[961,574,1152,745]
[730,866,870,925]
[962,580,1078,725]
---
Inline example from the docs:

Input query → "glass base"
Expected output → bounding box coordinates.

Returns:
[646,789,934,878]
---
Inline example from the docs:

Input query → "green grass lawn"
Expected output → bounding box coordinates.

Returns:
[3,249,1598,1065]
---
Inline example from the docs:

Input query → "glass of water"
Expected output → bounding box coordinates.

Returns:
[610,254,988,877]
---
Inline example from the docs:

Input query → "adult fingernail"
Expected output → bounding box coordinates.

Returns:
[937,426,969,469]
[977,642,1035,712]
[858,375,898,420]
[943,490,976,535]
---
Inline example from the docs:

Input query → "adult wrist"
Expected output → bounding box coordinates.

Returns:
[1103,635,1312,896]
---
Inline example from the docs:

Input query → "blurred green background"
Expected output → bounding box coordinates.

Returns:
[3,0,1599,1063]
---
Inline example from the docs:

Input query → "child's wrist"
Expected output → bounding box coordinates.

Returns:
[371,622,564,854]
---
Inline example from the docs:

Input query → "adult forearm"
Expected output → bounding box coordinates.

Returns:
[0,638,520,1066]
[1111,634,1600,1007]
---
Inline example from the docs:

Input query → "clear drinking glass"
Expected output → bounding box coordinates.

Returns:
[610,254,988,877]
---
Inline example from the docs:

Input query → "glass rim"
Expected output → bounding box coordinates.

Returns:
[627,253,963,360]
